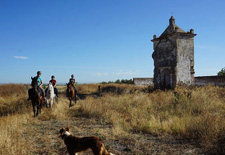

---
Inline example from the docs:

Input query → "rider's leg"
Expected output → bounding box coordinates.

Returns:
[54,88,59,97]
[45,88,48,96]
[72,85,76,93]
[41,87,45,99]
[39,87,45,99]
[74,86,77,94]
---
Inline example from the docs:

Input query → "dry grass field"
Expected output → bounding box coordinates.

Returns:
[0,83,224,154]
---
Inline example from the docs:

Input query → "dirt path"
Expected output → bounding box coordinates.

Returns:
[22,97,201,155]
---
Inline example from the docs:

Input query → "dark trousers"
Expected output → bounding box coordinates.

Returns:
[54,88,58,96]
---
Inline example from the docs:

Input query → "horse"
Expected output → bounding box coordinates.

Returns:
[46,82,55,108]
[30,77,43,117]
[67,83,77,107]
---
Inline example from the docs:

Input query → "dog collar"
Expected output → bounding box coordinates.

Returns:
[62,131,71,139]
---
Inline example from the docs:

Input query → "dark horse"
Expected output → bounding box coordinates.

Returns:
[30,77,43,117]
[67,83,77,108]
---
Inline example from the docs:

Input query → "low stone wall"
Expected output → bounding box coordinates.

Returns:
[133,78,153,86]
[134,76,225,87]
[195,76,225,86]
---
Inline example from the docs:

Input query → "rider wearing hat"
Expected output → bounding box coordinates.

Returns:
[45,75,59,97]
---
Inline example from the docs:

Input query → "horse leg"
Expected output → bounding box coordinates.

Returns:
[46,98,49,108]
[33,104,36,117]
[39,100,42,114]
[69,99,71,108]
[49,98,52,109]
[74,92,77,104]
[36,104,39,116]
[50,98,53,108]
[36,101,41,116]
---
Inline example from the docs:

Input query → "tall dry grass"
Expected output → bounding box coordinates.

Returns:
[0,84,31,154]
[0,113,31,155]
[74,85,225,154]
[0,84,29,116]
[1,83,224,154]
[0,84,70,154]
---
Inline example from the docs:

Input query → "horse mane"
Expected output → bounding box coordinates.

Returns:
[31,77,38,89]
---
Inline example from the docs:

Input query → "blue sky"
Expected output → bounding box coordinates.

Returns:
[0,0,224,84]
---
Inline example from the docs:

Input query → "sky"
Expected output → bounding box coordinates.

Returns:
[0,0,224,84]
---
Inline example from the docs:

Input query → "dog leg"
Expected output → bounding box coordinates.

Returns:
[67,149,74,155]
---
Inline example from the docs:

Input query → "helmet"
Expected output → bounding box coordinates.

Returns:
[71,74,74,77]
[51,75,55,78]
[37,71,41,75]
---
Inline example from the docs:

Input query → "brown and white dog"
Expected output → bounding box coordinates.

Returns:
[59,127,114,155]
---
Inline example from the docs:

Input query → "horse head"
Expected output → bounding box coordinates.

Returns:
[31,77,38,89]
[66,83,73,93]
[48,82,53,88]
[48,82,53,92]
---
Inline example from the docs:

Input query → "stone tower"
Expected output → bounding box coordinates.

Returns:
[151,16,196,89]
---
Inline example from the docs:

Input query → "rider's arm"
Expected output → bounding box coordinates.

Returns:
[40,80,43,87]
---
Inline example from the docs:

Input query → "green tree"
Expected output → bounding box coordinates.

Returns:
[217,67,225,76]
[115,79,121,84]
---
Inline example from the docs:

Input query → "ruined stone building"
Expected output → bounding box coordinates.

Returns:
[133,16,224,87]
[151,16,196,89]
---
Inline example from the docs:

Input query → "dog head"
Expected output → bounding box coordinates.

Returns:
[59,127,71,139]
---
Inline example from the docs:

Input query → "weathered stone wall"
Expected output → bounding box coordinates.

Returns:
[151,16,196,89]
[152,37,177,89]
[195,76,225,86]
[176,35,195,85]
[134,76,225,87]
[133,78,153,86]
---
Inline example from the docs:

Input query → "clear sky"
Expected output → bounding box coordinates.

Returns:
[0,0,224,84]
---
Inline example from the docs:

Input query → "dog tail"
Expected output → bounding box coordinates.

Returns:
[100,143,114,155]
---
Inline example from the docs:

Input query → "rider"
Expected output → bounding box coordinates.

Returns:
[68,74,76,92]
[27,71,45,101]
[45,75,59,97]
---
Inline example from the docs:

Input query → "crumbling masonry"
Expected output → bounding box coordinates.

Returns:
[151,16,196,89]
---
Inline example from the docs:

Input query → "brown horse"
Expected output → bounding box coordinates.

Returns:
[67,83,77,107]
[30,77,43,117]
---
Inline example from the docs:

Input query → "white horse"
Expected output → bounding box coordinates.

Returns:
[46,82,55,108]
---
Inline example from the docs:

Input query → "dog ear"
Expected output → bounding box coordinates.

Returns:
[65,127,70,131]
[59,128,65,134]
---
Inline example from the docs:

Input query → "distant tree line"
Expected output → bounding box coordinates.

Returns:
[217,67,225,76]
[101,79,134,84]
